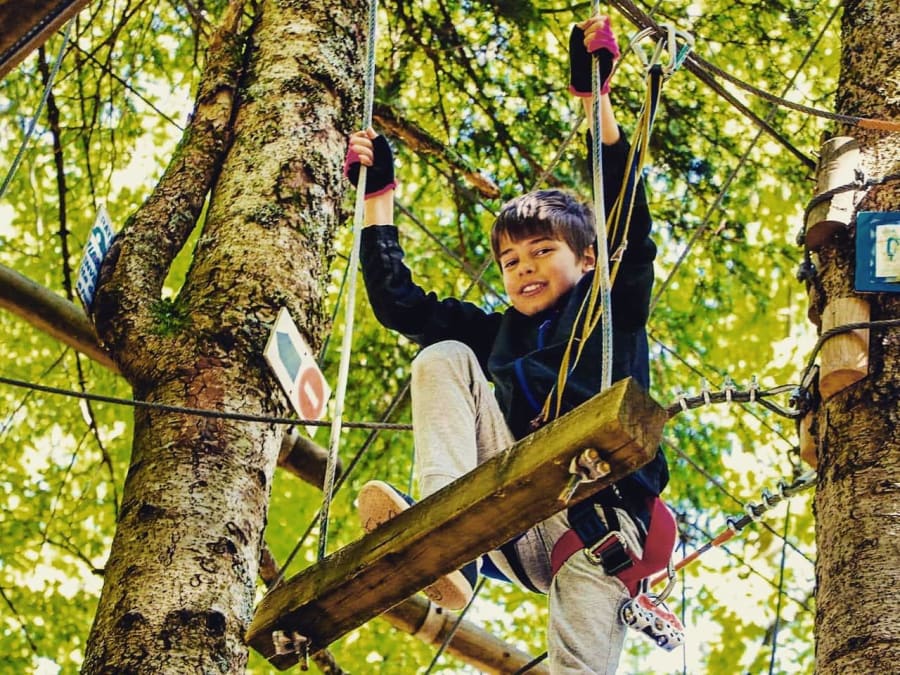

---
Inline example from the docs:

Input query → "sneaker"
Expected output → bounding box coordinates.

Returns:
[357,480,476,611]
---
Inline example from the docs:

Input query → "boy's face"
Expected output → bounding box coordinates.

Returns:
[497,233,596,316]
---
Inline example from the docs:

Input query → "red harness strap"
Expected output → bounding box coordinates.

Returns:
[550,497,677,597]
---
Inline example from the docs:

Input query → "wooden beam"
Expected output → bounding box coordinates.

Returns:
[0,0,90,80]
[278,428,340,488]
[247,377,665,669]
[381,594,549,675]
[0,263,118,372]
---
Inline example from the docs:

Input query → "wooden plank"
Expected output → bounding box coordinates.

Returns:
[0,0,91,80]
[247,377,666,669]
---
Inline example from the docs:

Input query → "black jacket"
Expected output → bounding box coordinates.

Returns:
[360,135,668,503]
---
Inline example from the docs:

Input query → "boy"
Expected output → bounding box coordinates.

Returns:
[346,15,669,674]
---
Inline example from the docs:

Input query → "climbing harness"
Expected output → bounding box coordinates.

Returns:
[550,494,684,651]
[551,496,677,595]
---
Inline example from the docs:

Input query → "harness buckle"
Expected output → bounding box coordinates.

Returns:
[584,531,634,576]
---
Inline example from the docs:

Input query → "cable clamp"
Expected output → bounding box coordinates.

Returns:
[748,376,759,403]
[745,500,764,522]
[558,448,611,503]
[701,379,711,406]
[272,630,309,667]
[722,375,735,403]
[676,389,689,411]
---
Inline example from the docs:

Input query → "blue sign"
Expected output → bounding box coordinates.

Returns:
[855,211,900,293]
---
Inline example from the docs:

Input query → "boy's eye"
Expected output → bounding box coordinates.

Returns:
[502,258,518,269]
[533,247,553,256]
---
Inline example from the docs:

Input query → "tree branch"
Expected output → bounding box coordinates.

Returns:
[0,265,335,483]
[374,103,501,199]
[92,0,247,364]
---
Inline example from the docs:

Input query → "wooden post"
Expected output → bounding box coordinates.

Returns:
[819,296,870,400]
[799,412,817,468]
[246,377,666,669]
[805,136,859,250]
[277,428,340,488]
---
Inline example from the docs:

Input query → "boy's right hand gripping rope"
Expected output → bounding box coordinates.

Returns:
[343,134,397,199]
[569,17,620,97]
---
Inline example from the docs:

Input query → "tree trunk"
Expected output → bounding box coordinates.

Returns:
[812,1,900,673]
[82,0,364,671]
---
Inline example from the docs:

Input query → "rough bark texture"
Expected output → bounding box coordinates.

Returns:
[812,1,900,673]
[82,0,365,671]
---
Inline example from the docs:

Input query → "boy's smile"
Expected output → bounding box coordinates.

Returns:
[498,234,596,316]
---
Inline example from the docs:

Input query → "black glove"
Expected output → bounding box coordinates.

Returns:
[568,19,620,97]
[343,134,397,198]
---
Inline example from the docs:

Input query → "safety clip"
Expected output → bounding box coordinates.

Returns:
[628,24,694,77]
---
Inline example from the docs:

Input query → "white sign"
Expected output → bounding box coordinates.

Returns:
[264,307,331,426]
[76,205,115,309]
[875,224,900,279]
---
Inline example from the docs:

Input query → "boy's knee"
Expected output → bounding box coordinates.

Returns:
[412,340,474,378]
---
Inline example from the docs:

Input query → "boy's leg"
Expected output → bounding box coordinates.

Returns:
[357,340,513,610]
[411,341,543,589]
[410,340,514,497]
[545,507,644,675]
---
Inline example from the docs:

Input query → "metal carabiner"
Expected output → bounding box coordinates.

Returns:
[661,24,694,77]
[626,26,660,72]
[653,557,678,605]
[627,24,694,78]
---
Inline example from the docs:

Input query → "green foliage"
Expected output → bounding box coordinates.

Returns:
[0,0,847,671]
[149,297,190,335]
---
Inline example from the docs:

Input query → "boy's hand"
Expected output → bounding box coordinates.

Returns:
[344,128,397,198]
[568,15,620,97]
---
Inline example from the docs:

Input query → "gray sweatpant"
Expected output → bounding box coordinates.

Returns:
[410,340,643,674]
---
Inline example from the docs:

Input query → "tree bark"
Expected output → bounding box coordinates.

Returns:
[812,1,900,673]
[82,0,365,671]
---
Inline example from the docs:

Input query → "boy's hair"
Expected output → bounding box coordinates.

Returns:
[490,189,596,262]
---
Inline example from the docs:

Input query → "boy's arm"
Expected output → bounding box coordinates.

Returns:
[569,15,621,145]
[569,16,655,329]
[345,131,502,356]
[346,128,397,225]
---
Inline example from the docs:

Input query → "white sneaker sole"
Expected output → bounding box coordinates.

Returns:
[357,480,473,611]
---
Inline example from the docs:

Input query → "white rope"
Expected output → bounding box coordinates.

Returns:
[590,1,614,392]
[318,0,379,560]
